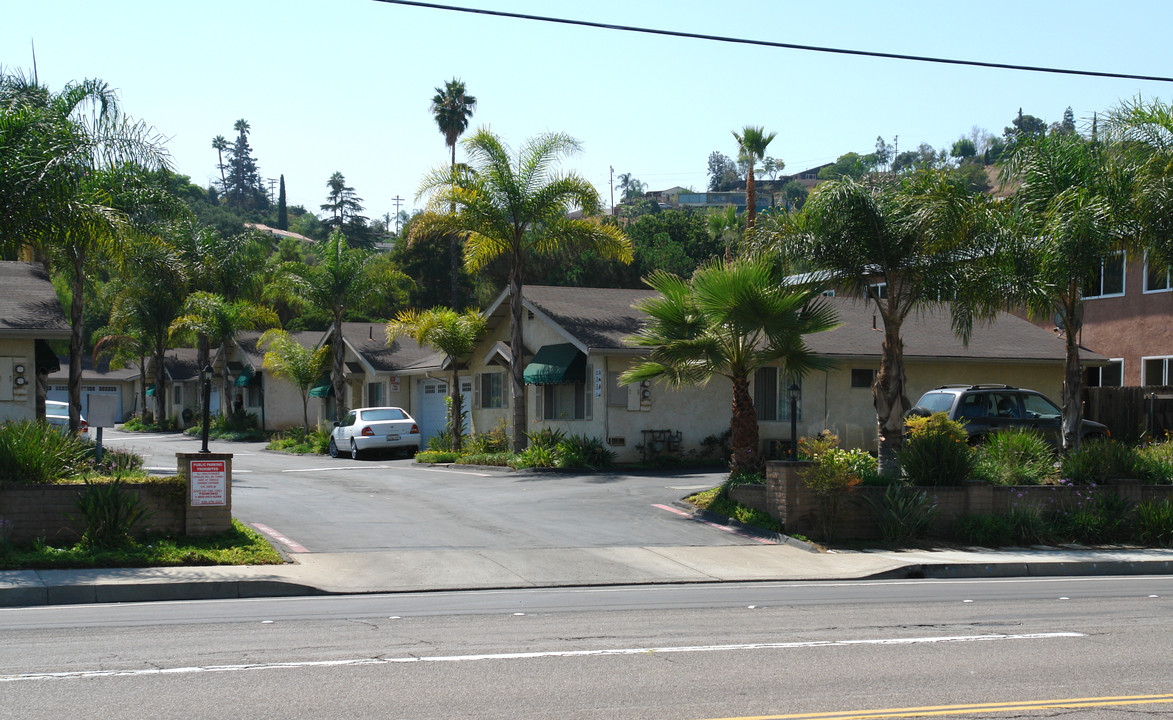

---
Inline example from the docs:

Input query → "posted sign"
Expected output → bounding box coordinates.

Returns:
[190,460,227,506]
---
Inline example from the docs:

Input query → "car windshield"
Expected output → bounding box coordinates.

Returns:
[1022,393,1061,419]
[917,392,955,414]
[360,408,407,422]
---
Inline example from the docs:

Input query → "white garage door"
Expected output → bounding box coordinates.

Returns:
[417,377,471,447]
[47,384,123,423]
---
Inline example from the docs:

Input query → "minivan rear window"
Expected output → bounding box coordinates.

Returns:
[917,392,955,413]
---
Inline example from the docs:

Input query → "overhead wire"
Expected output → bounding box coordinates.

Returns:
[373,0,1173,84]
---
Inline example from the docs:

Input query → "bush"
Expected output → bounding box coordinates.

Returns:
[71,478,152,549]
[267,427,331,455]
[953,513,1014,546]
[466,421,511,455]
[514,444,558,469]
[1138,440,1173,484]
[415,450,458,464]
[1134,499,1173,547]
[1060,439,1144,485]
[526,427,566,451]
[798,433,862,541]
[555,435,616,470]
[0,420,90,484]
[973,429,1056,486]
[863,483,938,545]
[899,413,974,486]
[455,452,513,467]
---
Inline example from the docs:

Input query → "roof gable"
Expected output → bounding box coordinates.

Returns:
[0,262,70,337]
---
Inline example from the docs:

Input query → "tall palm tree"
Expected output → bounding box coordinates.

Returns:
[430,78,477,310]
[257,329,331,432]
[758,172,992,474]
[0,72,170,432]
[170,291,280,417]
[413,129,632,451]
[732,125,778,241]
[387,308,488,452]
[994,130,1134,452]
[1105,97,1173,267]
[281,229,403,420]
[620,257,838,474]
[211,135,228,195]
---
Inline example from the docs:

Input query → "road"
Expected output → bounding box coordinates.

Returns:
[102,428,745,553]
[2,576,1171,719]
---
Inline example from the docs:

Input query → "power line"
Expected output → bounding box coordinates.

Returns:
[374,0,1173,84]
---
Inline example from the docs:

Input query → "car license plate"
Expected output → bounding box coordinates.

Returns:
[387,434,400,441]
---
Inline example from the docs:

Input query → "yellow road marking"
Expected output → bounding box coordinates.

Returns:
[701,693,1173,720]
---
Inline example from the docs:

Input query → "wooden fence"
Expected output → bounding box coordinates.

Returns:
[1082,386,1173,441]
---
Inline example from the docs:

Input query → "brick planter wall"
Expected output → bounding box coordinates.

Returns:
[764,461,1173,541]
[0,483,185,544]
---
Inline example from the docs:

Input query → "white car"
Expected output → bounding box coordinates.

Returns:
[329,406,420,460]
[45,399,89,437]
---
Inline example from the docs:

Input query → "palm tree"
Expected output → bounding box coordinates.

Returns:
[281,229,402,420]
[758,172,992,474]
[0,72,170,432]
[257,329,331,432]
[732,126,778,239]
[170,291,280,418]
[1105,97,1173,267]
[211,135,228,195]
[620,257,838,474]
[994,130,1134,452]
[413,129,632,451]
[387,308,488,452]
[430,78,477,309]
[707,206,742,261]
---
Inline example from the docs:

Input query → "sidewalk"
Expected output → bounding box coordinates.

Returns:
[4,543,1173,607]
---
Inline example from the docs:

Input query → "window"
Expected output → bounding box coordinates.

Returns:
[478,372,507,409]
[606,371,628,407]
[367,381,383,407]
[1022,393,1060,420]
[869,282,888,300]
[1084,252,1125,298]
[173,385,183,404]
[755,367,778,422]
[1144,252,1171,293]
[542,379,591,420]
[1086,360,1124,387]
[850,368,875,389]
[1143,356,1173,386]
[247,383,262,407]
[779,376,802,422]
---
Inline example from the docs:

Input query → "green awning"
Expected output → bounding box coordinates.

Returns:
[234,365,255,387]
[145,386,155,397]
[523,343,586,385]
[308,374,334,398]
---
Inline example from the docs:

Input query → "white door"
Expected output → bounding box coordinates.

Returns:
[417,377,471,447]
[47,384,122,422]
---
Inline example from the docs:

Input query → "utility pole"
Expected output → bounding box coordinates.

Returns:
[391,195,404,234]
[609,165,614,215]
[892,136,898,174]
[266,177,278,202]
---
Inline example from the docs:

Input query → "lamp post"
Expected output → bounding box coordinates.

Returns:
[200,365,213,454]
[788,382,800,461]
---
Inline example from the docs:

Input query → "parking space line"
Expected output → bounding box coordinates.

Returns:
[251,523,310,553]
[653,503,778,544]
[282,465,389,472]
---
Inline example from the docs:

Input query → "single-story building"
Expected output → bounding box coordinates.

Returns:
[0,262,71,424]
[47,356,138,423]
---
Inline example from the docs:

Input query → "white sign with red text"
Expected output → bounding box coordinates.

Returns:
[190,460,227,506]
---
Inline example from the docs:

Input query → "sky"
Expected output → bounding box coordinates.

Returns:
[5,1,1173,224]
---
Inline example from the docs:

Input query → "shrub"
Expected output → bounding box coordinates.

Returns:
[267,427,331,455]
[83,443,146,479]
[455,452,513,467]
[953,513,1014,547]
[514,445,559,469]
[555,435,616,470]
[899,413,974,486]
[863,483,938,545]
[1138,440,1173,484]
[1050,487,1132,544]
[71,478,152,549]
[973,429,1056,486]
[526,427,567,451]
[0,420,90,484]
[1134,499,1173,547]
[798,433,862,541]
[1061,439,1144,485]
[466,421,511,455]
[415,450,458,464]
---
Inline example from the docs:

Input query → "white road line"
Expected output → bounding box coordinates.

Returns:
[667,484,715,490]
[0,633,1084,683]
[413,467,492,477]
[281,466,389,472]
[250,523,310,554]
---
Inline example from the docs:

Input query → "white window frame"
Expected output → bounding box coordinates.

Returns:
[1143,251,1172,294]
[478,372,507,409]
[540,364,593,421]
[606,371,628,408]
[1142,355,1173,386]
[1087,359,1124,388]
[868,282,888,300]
[1083,251,1126,299]
[173,384,183,405]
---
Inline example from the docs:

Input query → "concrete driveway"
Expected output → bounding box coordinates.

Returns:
[103,428,748,554]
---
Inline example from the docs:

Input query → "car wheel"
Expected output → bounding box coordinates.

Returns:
[328,438,339,458]
[350,440,362,460]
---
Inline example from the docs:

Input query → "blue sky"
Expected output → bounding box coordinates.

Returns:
[5,1,1171,222]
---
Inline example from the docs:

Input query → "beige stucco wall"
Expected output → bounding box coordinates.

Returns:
[0,340,36,424]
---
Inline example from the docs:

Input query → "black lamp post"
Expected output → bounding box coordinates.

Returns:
[200,364,213,454]
[788,382,800,461]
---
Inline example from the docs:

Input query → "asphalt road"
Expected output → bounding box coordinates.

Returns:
[3,576,1171,719]
[102,428,742,553]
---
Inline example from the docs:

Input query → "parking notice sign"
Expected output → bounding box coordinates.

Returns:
[190,460,227,506]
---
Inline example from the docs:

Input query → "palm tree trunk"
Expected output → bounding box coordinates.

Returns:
[449,142,460,311]
[874,316,908,476]
[153,335,166,425]
[68,254,84,435]
[729,374,761,474]
[332,313,347,421]
[745,163,757,236]
[509,259,527,452]
[1061,300,1085,454]
[450,365,463,452]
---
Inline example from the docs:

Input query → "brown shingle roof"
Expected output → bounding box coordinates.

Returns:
[522,286,656,351]
[345,323,442,372]
[0,262,70,337]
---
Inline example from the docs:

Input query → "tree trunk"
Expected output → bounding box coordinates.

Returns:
[68,255,84,435]
[153,335,166,426]
[874,316,909,477]
[450,365,463,452]
[1061,300,1085,454]
[332,313,347,421]
[509,259,527,453]
[745,163,757,237]
[729,374,761,474]
[449,142,460,311]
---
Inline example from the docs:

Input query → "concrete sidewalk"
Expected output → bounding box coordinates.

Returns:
[4,543,1173,607]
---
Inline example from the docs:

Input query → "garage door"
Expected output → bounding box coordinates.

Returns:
[48,384,123,423]
[417,377,471,447]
